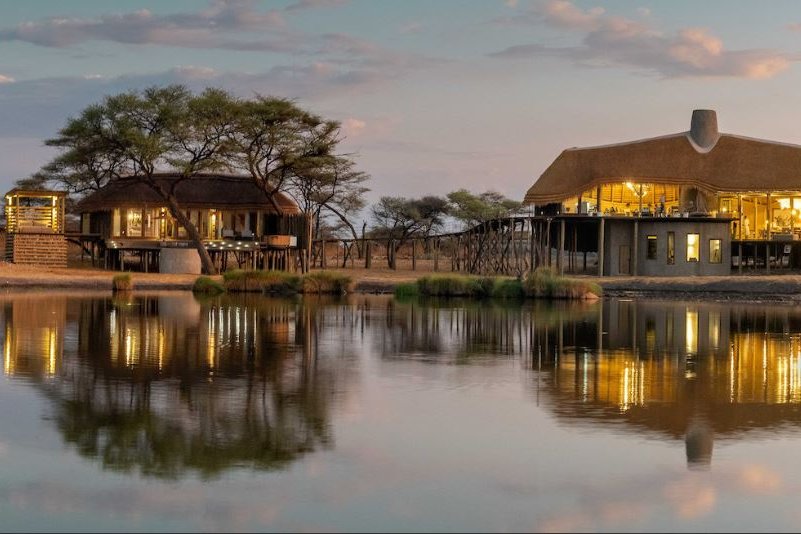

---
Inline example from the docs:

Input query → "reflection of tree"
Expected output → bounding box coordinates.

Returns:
[376,298,599,363]
[3,293,351,480]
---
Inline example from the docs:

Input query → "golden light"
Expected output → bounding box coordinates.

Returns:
[686,308,698,355]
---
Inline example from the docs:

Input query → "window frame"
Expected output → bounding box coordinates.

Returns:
[646,235,658,260]
[667,232,675,265]
[709,238,722,264]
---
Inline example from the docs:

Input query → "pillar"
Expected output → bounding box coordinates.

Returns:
[598,218,605,277]
[632,220,639,276]
[558,218,566,275]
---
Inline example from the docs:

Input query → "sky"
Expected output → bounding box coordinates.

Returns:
[3,0,801,210]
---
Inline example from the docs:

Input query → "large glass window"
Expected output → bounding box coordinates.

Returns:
[687,233,700,262]
[647,235,657,259]
[709,239,722,263]
[667,232,675,265]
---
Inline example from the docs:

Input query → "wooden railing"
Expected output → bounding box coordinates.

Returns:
[6,206,63,233]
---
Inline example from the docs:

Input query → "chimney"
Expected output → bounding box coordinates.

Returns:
[689,109,719,150]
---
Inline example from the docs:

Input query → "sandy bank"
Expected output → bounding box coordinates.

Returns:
[3,263,801,300]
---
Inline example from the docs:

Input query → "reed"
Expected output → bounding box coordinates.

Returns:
[112,273,132,292]
[192,276,225,295]
[302,271,353,294]
[522,267,601,300]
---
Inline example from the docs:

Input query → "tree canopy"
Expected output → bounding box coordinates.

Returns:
[23,84,369,274]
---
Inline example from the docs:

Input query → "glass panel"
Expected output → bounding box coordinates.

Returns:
[709,239,722,264]
[687,233,700,262]
[647,235,657,259]
[667,232,675,265]
[112,209,121,237]
[126,209,142,237]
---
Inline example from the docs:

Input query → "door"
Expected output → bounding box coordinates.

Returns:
[619,245,631,275]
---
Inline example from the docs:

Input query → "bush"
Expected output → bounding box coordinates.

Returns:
[522,267,601,300]
[192,276,225,295]
[112,273,132,292]
[415,275,496,297]
[222,269,302,294]
[491,278,524,299]
[394,282,419,298]
[302,271,353,294]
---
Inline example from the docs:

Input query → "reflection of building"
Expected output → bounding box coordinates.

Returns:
[377,298,801,470]
[2,293,347,480]
[3,297,65,377]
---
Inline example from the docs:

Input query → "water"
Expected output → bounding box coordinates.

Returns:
[1,292,801,532]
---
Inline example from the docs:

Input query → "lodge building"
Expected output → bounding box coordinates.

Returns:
[524,109,801,276]
[73,173,311,273]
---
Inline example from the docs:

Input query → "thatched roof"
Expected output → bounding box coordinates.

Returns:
[75,173,300,214]
[524,109,801,205]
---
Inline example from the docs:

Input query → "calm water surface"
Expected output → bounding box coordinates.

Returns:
[1,292,801,532]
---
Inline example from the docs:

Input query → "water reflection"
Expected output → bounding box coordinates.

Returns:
[380,298,801,470]
[5,294,801,480]
[1,293,358,479]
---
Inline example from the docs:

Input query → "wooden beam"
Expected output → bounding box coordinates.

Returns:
[598,218,605,277]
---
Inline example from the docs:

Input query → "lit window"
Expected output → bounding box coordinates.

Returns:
[687,233,700,262]
[667,232,675,265]
[709,239,722,264]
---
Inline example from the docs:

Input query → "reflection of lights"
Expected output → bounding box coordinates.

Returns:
[3,332,12,376]
[685,309,698,355]
[46,329,57,376]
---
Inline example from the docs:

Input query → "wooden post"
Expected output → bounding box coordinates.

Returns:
[412,239,417,271]
[598,218,605,277]
[632,219,639,276]
[545,219,552,267]
[433,238,440,271]
[558,218,565,275]
[767,193,772,241]
[321,239,327,269]
[365,240,371,268]
[738,242,743,274]
[766,242,771,273]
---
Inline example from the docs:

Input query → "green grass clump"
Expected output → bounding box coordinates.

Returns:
[522,267,601,300]
[394,282,420,298]
[223,269,302,294]
[416,275,494,297]
[112,273,132,292]
[490,278,524,299]
[302,271,353,294]
[192,276,225,295]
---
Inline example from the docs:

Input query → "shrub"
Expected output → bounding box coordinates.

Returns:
[223,269,302,294]
[112,273,132,292]
[302,271,353,294]
[491,278,524,299]
[415,275,496,297]
[394,282,419,298]
[192,276,225,295]
[523,267,601,300]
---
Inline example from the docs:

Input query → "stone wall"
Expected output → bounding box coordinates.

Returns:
[6,233,67,268]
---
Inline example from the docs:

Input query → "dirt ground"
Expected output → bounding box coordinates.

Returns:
[4,259,801,298]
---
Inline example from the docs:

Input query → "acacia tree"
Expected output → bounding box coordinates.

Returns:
[287,156,370,244]
[370,195,449,268]
[23,85,236,274]
[227,97,341,214]
[446,189,522,229]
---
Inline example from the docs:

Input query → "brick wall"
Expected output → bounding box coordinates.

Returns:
[6,233,67,267]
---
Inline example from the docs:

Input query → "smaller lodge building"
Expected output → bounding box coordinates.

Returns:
[74,173,311,273]
[524,109,801,276]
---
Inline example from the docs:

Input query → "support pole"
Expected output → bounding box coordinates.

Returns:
[558,218,565,275]
[632,219,639,276]
[598,218,605,277]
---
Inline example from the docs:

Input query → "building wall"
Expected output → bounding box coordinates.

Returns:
[603,218,730,276]
[6,233,67,268]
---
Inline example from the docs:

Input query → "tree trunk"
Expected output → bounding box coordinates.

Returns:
[144,180,216,274]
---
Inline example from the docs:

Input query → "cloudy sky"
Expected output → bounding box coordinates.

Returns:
[2,0,801,206]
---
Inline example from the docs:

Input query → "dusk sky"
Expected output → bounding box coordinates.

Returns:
[3,0,801,208]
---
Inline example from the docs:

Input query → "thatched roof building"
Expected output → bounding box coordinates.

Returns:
[524,109,801,205]
[75,173,300,214]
